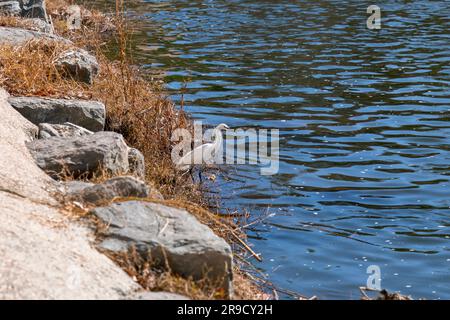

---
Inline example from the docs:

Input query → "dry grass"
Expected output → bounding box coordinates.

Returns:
[46,0,72,12]
[47,0,116,47]
[0,36,201,204]
[93,56,202,203]
[0,40,87,97]
[0,0,265,300]
[0,16,43,31]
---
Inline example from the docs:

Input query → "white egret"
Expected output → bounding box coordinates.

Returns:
[176,123,230,179]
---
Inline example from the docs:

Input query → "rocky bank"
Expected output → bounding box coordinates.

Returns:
[0,1,233,299]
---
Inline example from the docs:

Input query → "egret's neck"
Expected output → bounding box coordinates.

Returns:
[213,128,224,151]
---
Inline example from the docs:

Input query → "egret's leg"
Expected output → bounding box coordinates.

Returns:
[189,166,194,181]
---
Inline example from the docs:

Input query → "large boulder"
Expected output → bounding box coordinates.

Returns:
[55,49,99,85]
[27,131,130,178]
[90,201,233,296]
[9,97,105,132]
[38,122,93,139]
[65,176,149,205]
[0,26,64,45]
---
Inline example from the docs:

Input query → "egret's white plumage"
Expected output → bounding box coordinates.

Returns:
[176,123,229,172]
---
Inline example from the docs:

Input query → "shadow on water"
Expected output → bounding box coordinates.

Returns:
[93,0,450,299]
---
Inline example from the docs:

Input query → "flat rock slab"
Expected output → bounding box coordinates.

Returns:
[0,26,66,45]
[9,97,105,132]
[39,122,93,139]
[27,131,130,179]
[65,176,149,205]
[91,201,233,295]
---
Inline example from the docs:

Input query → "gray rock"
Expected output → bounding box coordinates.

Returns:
[55,49,99,85]
[134,291,190,300]
[9,97,105,132]
[0,1,21,16]
[39,122,93,139]
[0,26,65,45]
[66,176,149,205]
[27,131,130,179]
[128,148,145,179]
[91,201,233,296]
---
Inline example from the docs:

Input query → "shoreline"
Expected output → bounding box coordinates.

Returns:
[0,0,265,300]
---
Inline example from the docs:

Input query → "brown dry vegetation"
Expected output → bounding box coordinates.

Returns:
[0,0,266,299]
[48,0,116,50]
[0,7,201,203]
[0,16,43,31]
